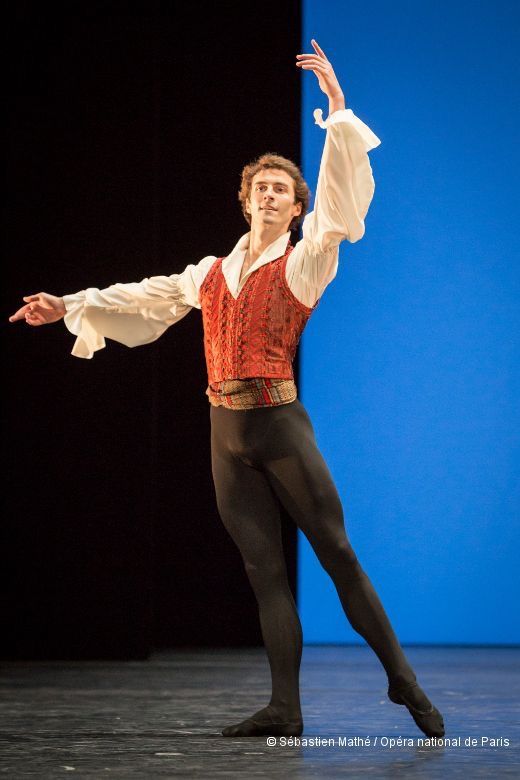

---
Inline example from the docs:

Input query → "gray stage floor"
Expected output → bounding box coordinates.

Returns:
[1,646,519,778]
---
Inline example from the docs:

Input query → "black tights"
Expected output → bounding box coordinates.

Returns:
[210,399,419,720]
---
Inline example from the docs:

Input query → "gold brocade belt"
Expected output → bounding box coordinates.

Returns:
[206,378,297,410]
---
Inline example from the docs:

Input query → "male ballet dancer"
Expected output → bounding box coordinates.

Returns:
[10,40,445,739]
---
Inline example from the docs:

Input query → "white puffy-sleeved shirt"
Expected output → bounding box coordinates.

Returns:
[63,108,381,359]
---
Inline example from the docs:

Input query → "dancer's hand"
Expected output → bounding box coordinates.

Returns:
[296,39,345,114]
[9,292,66,326]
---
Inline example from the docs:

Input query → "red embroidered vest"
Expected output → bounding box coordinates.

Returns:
[199,244,315,384]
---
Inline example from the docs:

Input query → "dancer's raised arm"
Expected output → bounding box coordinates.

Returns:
[285,40,381,308]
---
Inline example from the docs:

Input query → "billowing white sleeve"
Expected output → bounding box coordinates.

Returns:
[62,254,217,359]
[286,107,381,308]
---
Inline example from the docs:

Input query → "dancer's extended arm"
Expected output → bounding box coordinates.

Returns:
[9,255,217,358]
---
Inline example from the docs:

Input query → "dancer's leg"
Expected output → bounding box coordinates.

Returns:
[210,407,303,736]
[260,400,434,712]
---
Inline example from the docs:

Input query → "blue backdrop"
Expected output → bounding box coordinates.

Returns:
[299,0,519,644]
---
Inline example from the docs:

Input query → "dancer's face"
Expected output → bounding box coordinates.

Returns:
[246,169,302,234]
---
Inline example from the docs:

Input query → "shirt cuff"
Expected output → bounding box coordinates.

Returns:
[61,291,105,358]
[313,107,381,152]
[62,292,86,312]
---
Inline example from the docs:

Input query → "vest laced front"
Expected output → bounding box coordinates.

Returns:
[199,243,315,393]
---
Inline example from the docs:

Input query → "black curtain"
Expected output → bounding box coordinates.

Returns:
[3,0,301,659]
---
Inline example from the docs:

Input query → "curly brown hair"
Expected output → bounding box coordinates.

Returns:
[238,153,311,231]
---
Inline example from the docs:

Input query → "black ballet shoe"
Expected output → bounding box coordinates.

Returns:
[222,713,303,738]
[388,682,445,738]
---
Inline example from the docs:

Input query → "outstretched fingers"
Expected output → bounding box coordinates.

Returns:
[295,39,343,105]
[9,291,65,326]
[9,304,31,322]
[9,295,45,324]
[296,40,327,61]
[296,59,328,72]
[296,54,324,63]
[311,39,327,59]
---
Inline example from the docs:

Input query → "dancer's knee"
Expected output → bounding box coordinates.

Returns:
[244,558,289,598]
[316,537,364,581]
